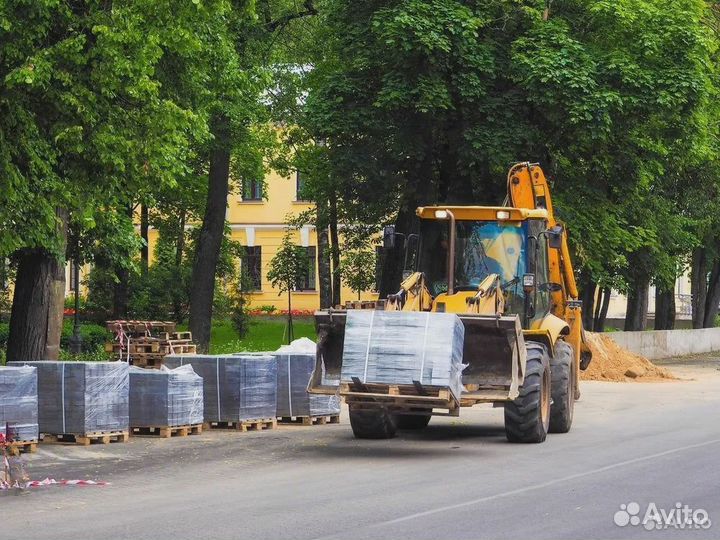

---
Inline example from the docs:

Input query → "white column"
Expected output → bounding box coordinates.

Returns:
[245,227,256,247]
[300,225,311,247]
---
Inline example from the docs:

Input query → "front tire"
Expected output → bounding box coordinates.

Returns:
[549,340,575,433]
[349,407,397,439]
[504,342,551,443]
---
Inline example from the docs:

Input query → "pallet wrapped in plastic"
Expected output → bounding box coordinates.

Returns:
[340,310,465,400]
[8,361,129,435]
[129,365,203,428]
[0,366,39,442]
[164,355,277,422]
[274,338,340,418]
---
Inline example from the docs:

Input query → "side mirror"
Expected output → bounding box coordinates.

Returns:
[383,225,396,249]
[547,224,563,250]
[540,282,563,293]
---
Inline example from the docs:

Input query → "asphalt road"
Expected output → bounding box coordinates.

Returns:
[3,355,720,540]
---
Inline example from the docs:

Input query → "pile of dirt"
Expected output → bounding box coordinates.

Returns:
[581,332,676,382]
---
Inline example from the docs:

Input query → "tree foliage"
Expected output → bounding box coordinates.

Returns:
[303,0,718,328]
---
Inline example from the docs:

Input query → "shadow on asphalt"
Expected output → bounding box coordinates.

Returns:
[291,422,508,461]
[400,423,507,441]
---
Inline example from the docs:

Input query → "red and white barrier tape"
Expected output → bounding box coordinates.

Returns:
[1,477,110,490]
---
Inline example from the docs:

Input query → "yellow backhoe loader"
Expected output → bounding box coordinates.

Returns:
[309,163,592,442]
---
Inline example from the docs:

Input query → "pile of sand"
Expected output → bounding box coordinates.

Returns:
[581,332,676,382]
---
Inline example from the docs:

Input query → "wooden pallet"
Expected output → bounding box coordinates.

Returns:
[4,440,38,456]
[106,320,177,334]
[339,381,460,416]
[341,300,378,310]
[277,415,340,426]
[163,342,197,354]
[105,342,162,354]
[42,431,129,446]
[203,419,277,432]
[161,331,193,341]
[130,354,166,368]
[131,424,203,438]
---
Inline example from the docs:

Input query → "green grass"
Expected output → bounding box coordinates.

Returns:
[181,316,316,354]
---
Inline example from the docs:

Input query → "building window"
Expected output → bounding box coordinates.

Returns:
[242,179,263,201]
[241,246,262,291]
[295,170,310,201]
[296,246,316,291]
[374,246,385,292]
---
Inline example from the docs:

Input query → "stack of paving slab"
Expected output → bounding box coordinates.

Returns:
[164,354,277,423]
[0,365,39,442]
[273,338,340,419]
[129,365,203,428]
[340,310,466,400]
[8,361,129,436]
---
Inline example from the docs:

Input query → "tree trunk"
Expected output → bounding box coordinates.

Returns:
[691,247,707,329]
[189,113,231,352]
[317,225,332,309]
[594,286,611,332]
[703,259,720,328]
[171,208,187,324]
[112,265,130,319]
[112,205,134,319]
[329,195,341,307]
[45,208,69,359]
[624,278,649,331]
[579,273,596,331]
[176,208,186,268]
[7,249,60,362]
[654,284,676,330]
[378,204,415,299]
[140,204,149,274]
[379,120,435,298]
[8,207,68,362]
[287,289,294,343]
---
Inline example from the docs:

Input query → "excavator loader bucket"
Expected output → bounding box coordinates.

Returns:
[308,310,527,403]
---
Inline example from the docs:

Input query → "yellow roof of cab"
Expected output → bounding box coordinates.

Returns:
[416,206,549,221]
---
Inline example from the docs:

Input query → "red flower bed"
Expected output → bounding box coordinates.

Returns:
[247,309,315,317]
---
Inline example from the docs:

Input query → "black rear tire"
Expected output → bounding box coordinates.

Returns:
[349,407,397,439]
[394,412,431,430]
[504,342,551,443]
[549,340,575,433]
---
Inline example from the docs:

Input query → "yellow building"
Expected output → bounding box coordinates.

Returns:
[141,169,379,311]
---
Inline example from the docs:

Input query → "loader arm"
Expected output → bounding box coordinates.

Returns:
[507,162,591,369]
[386,271,433,312]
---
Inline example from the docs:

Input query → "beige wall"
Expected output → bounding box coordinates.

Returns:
[145,168,379,310]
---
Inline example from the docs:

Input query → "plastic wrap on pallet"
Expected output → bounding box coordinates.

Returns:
[340,310,465,400]
[273,341,340,418]
[0,366,39,441]
[164,355,277,422]
[8,361,129,435]
[128,365,203,427]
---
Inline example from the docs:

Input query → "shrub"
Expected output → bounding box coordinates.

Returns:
[0,322,8,350]
[61,320,112,353]
[0,320,111,360]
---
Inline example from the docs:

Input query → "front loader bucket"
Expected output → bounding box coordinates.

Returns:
[457,314,526,401]
[308,310,526,402]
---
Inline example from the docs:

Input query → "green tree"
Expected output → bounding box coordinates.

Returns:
[340,250,377,301]
[187,0,320,351]
[307,0,716,331]
[266,230,309,343]
[0,0,215,360]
